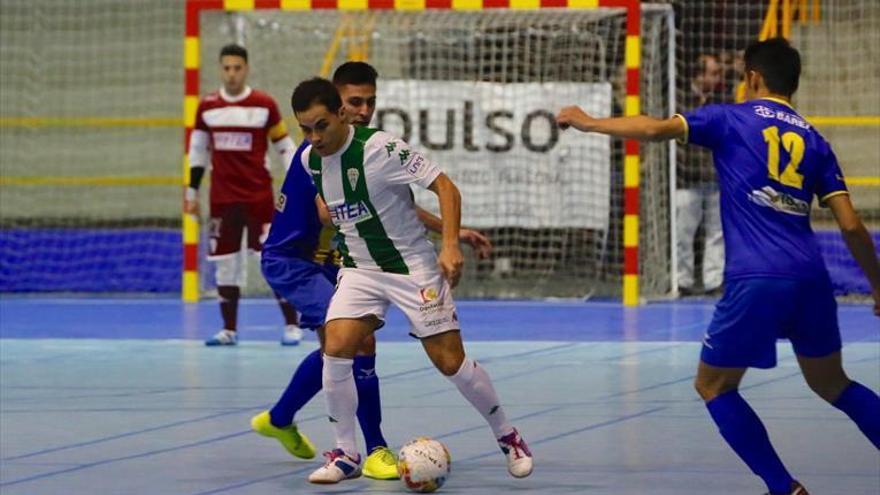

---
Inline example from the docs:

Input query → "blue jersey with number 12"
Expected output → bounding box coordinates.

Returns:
[676,97,848,282]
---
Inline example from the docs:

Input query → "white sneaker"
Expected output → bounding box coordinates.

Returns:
[205,329,237,346]
[308,449,362,484]
[281,324,303,346]
[497,428,533,478]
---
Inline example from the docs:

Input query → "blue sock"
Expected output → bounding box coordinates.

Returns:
[832,381,880,449]
[269,349,323,427]
[706,390,793,494]
[354,354,387,452]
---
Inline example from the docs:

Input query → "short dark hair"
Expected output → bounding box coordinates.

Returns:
[291,77,342,114]
[219,44,248,62]
[744,38,800,97]
[332,61,378,87]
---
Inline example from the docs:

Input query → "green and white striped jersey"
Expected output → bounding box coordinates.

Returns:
[304,125,442,275]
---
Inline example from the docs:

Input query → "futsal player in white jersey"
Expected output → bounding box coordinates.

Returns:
[290,78,533,484]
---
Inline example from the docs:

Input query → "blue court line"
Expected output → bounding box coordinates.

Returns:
[0,352,86,367]
[6,338,869,486]
[0,430,252,488]
[413,342,693,399]
[378,342,582,385]
[0,343,580,475]
[739,370,809,393]
[0,410,327,468]
[460,406,668,462]
[850,354,880,364]
[1,407,266,414]
[186,404,570,495]
[432,405,569,443]
[599,341,692,362]
[600,374,697,399]
[189,466,315,495]
[412,364,569,399]
[0,386,194,403]
[599,337,878,404]
[1,405,270,462]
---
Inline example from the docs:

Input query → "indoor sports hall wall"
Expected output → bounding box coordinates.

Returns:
[0,0,877,296]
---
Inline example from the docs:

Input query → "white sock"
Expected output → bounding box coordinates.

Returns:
[446,358,513,439]
[322,354,359,456]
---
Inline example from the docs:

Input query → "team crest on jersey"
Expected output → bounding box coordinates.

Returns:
[347,168,360,190]
[275,193,287,213]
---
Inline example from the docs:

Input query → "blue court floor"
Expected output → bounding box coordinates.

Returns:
[0,298,878,494]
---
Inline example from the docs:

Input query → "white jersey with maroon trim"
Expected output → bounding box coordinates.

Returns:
[194,86,290,204]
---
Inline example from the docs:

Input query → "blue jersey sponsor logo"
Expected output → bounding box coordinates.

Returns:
[747,185,810,216]
[752,104,811,130]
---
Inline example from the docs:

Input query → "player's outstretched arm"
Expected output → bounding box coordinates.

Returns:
[415,205,493,259]
[556,105,685,142]
[827,194,880,316]
[427,174,463,287]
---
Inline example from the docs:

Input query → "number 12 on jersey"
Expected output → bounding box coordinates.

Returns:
[763,125,805,189]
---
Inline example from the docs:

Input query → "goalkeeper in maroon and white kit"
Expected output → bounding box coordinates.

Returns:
[185,44,301,346]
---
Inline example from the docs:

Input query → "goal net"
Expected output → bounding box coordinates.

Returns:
[5,1,872,300]
[195,5,676,299]
[0,0,183,293]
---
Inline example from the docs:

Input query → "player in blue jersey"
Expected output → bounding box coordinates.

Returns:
[557,38,880,495]
[250,62,492,480]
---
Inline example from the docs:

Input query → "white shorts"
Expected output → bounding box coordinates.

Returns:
[326,267,460,339]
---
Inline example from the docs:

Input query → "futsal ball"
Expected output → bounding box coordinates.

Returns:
[397,437,451,493]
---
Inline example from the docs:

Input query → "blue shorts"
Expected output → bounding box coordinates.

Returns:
[261,252,338,330]
[701,277,841,369]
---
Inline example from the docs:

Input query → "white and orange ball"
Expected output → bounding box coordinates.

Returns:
[397,437,451,493]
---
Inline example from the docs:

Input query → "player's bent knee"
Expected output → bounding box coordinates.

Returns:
[421,331,466,376]
[694,374,737,402]
[430,350,465,376]
[806,376,851,404]
[435,358,463,376]
[323,317,376,358]
[693,378,716,402]
[356,333,376,356]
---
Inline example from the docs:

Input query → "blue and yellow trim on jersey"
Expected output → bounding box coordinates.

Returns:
[758,96,794,109]
[819,190,849,206]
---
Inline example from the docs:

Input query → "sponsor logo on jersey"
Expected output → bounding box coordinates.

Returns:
[403,153,427,177]
[213,131,253,151]
[754,105,776,119]
[420,287,438,303]
[424,316,451,328]
[748,185,810,216]
[753,105,810,130]
[347,168,360,190]
[275,192,287,213]
[418,287,445,315]
[327,200,373,225]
